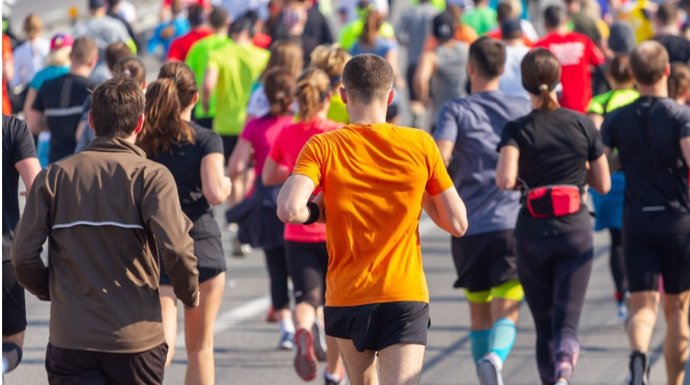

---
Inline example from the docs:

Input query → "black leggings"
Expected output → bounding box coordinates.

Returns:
[285,241,328,308]
[516,230,594,385]
[609,228,628,299]
[263,246,290,310]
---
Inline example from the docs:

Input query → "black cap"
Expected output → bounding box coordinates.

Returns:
[608,22,635,54]
[500,18,522,39]
[432,11,456,42]
[89,0,106,9]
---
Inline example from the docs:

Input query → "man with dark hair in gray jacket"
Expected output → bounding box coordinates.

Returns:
[12,78,199,385]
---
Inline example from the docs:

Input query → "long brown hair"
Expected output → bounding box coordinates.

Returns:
[261,39,304,80]
[359,11,383,46]
[521,48,561,111]
[264,67,296,116]
[139,62,197,156]
[296,68,330,121]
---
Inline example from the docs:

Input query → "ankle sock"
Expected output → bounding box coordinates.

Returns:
[279,318,295,335]
[488,317,517,364]
[470,329,491,363]
[2,342,22,374]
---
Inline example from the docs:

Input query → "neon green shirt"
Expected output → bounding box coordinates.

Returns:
[327,93,349,123]
[339,20,395,51]
[207,41,269,136]
[185,34,230,120]
[587,88,639,115]
[461,6,497,36]
[410,0,445,11]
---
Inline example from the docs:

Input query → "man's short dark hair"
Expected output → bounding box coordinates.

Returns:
[342,54,394,103]
[544,5,567,29]
[209,6,229,30]
[104,41,133,71]
[90,78,145,138]
[188,4,206,28]
[630,41,669,86]
[656,2,679,26]
[469,37,506,79]
[70,36,98,65]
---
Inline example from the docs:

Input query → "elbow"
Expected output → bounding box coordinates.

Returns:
[495,175,516,191]
[277,204,302,224]
[592,179,611,195]
[449,216,468,238]
[203,186,229,206]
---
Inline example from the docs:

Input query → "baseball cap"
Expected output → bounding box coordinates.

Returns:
[500,18,523,39]
[432,11,456,42]
[89,0,106,10]
[50,33,74,51]
[608,22,635,55]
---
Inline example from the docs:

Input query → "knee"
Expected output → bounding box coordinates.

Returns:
[296,288,322,309]
[663,295,690,327]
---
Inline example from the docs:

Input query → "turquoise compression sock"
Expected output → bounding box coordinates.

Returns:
[488,317,517,364]
[469,329,491,363]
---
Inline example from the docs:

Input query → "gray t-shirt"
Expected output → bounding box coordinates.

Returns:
[435,90,531,235]
[431,42,469,122]
[74,15,130,52]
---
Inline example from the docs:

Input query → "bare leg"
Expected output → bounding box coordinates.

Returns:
[663,291,690,385]
[184,273,226,385]
[159,285,178,367]
[627,291,660,352]
[326,335,345,378]
[491,298,520,324]
[335,338,378,385]
[378,343,426,385]
[294,302,316,330]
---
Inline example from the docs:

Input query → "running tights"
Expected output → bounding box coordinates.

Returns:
[609,229,628,301]
[263,246,290,310]
[516,230,594,385]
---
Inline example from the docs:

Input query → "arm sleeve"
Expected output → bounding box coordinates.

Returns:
[678,108,690,139]
[292,136,324,189]
[600,113,615,148]
[199,129,224,156]
[32,85,46,112]
[434,102,460,143]
[11,169,51,300]
[11,117,37,162]
[497,121,520,152]
[424,133,454,196]
[140,167,199,307]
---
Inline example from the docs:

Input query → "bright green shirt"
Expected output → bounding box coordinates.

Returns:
[410,0,445,11]
[461,6,497,36]
[185,34,230,120]
[587,88,639,115]
[339,20,395,51]
[207,41,269,136]
[327,93,349,123]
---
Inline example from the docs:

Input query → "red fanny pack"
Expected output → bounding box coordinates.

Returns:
[526,185,582,219]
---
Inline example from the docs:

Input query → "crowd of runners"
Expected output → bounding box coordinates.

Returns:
[2,0,690,385]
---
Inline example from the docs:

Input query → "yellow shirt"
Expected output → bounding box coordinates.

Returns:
[293,124,453,306]
[207,41,269,136]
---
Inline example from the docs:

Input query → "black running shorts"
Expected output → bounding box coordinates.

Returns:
[624,232,690,294]
[451,230,519,292]
[3,261,26,336]
[324,301,429,352]
[285,241,328,308]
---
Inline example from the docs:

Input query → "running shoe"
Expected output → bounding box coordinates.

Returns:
[294,328,318,381]
[312,320,328,362]
[279,331,295,351]
[476,353,504,385]
[554,379,569,385]
[617,300,628,322]
[324,373,346,385]
[629,351,650,385]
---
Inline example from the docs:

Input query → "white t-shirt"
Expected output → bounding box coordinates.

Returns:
[499,44,530,100]
[10,38,50,90]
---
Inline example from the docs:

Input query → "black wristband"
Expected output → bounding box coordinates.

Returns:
[304,201,320,225]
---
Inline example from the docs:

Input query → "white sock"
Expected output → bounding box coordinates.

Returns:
[279,318,295,335]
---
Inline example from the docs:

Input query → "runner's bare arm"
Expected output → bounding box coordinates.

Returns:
[414,51,436,106]
[587,154,611,194]
[15,157,41,193]
[277,174,316,224]
[435,139,454,167]
[201,153,231,205]
[496,145,519,190]
[202,67,219,113]
[227,138,252,180]
[262,157,291,186]
[422,187,468,237]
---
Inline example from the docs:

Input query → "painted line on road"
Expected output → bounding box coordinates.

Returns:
[175,216,437,349]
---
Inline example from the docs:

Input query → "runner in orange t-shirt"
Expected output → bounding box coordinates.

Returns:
[276,54,468,385]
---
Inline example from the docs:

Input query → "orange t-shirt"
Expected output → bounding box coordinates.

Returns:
[293,123,454,307]
[3,35,12,115]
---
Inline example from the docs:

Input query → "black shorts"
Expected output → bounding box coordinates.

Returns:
[221,135,239,163]
[160,235,225,285]
[3,261,27,336]
[285,241,328,307]
[451,230,518,292]
[324,301,429,352]
[160,266,224,286]
[624,232,690,294]
[46,342,167,385]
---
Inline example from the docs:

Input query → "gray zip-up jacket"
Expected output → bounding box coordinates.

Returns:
[12,136,199,353]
